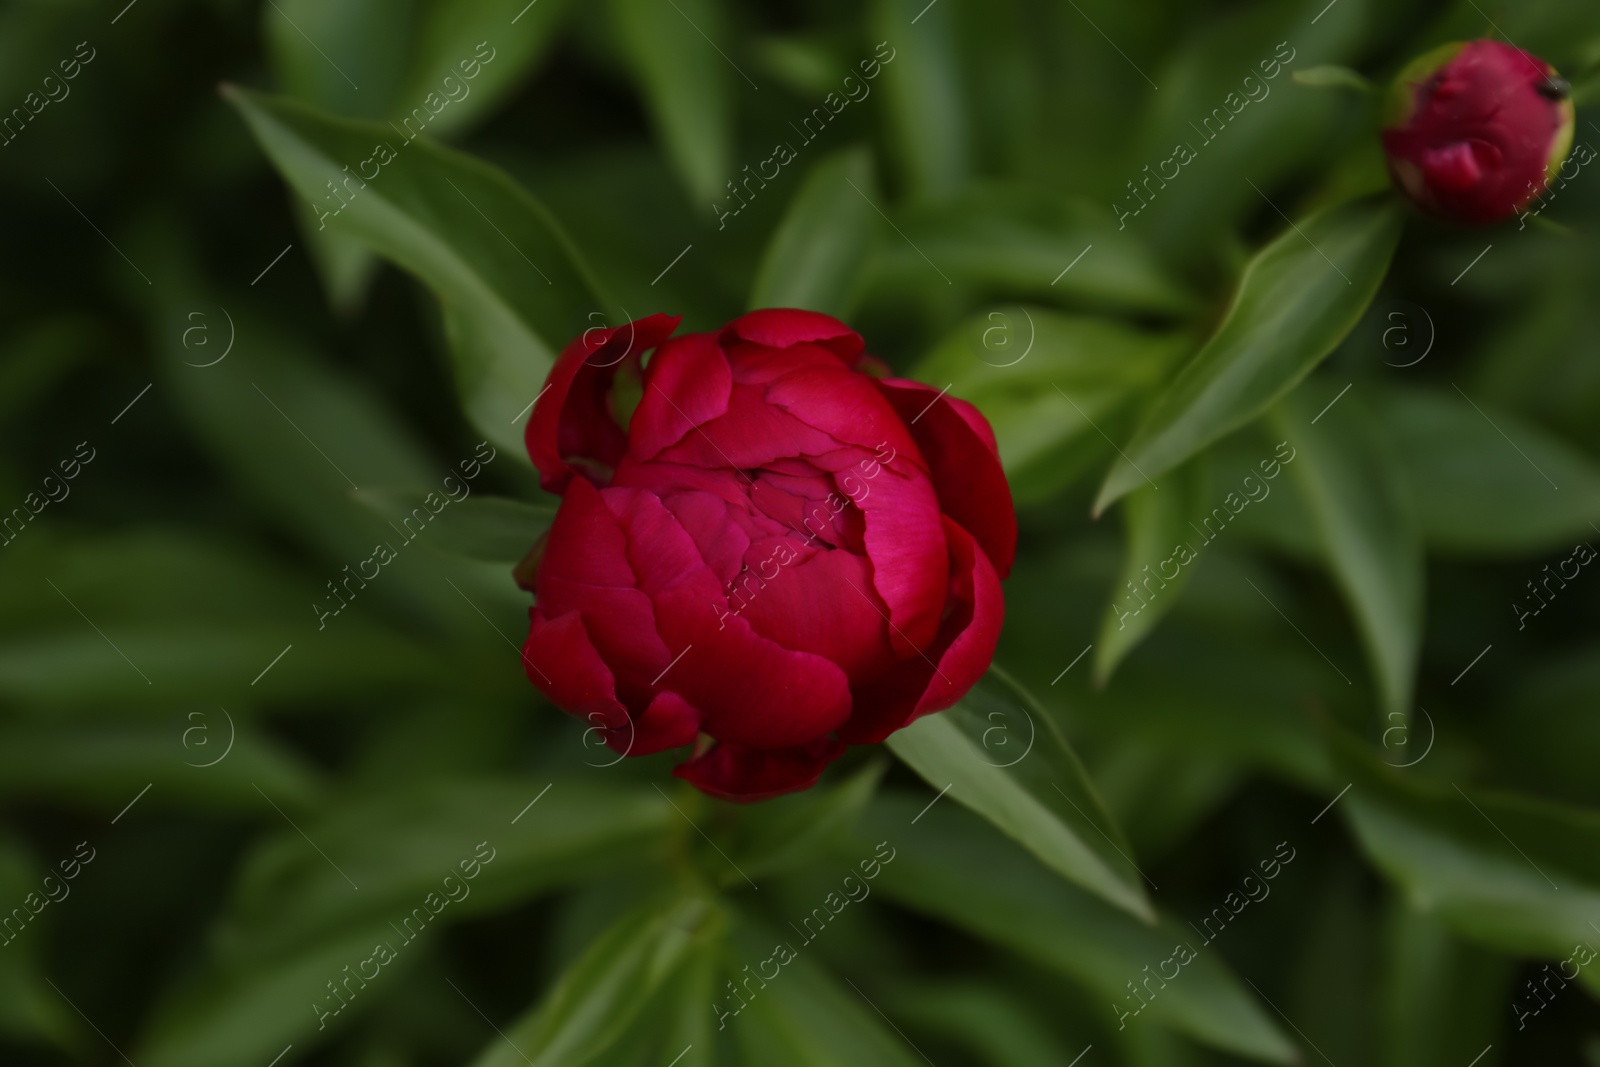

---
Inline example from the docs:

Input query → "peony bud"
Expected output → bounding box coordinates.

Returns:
[518,309,1016,801]
[1381,39,1575,225]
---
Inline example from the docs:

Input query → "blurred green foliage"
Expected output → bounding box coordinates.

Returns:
[3,0,1600,1064]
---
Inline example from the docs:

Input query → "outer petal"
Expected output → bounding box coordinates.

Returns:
[536,475,639,590]
[837,517,1004,744]
[603,487,855,748]
[735,543,893,683]
[722,308,864,365]
[525,313,680,492]
[622,689,702,756]
[629,332,734,462]
[535,477,674,707]
[875,377,1017,579]
[649,379,843,473]
[764,362,926,475]
[851,461,948,655]
[522,609,628,730]
[673,737,847,802]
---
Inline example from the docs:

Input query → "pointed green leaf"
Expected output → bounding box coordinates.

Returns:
[1336,734,1600,987]
[728,919,926,1067]
[869,0,969,199]
[266,0,574,138]
[882,981,1072,1067]
[1380,899,1513,1067]
[728,758,885,882]
[139,924,420,1067]
[1273,385,1423,719]
[872,189,1199,316]
[1094,459,1211,684]
[267,0,577,312]
[748,147,879,317]
[0,720,322,814]
[1095,196,1403,515]
[607,0,734,204]
[887,668,1154,923]
[470,894,723,1067]
[392,1,575,139]
[854,794,1297,1063]
[263,0,417,119]
[353,489,554,564]
[1376,384,1600,555]
[226,88,610,459]
[0,837,75,1051]
[221,779,672,957]
[910,310,1191,503]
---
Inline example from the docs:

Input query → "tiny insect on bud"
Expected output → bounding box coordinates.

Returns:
[1536,77,1570,102]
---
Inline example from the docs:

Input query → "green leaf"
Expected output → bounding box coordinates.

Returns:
[0,837,75,1051]
[869,0,969,200]
[873,187,1198,317]
[883,980,1075,1067]
[139,924,417,1067]
[729,758,885,882]
[263,0,416,119]
[226,88,610,459]
[887,668,1154,923]
[854,794,1297,1063]
[267,0,576,312]
[1376,385,1600,555]
[1273,386,1423,720]
[0,720,322,814]
[220,779,673,958]
[141,782,676,1066]
[0,622,446,710]
[727,918,927,1067]
[607,0,734,204]
[1336,735,1600,982]
[1094,459,1211,684]
[656,934,720,1067]
[391,1,575,140]
[352,489,554,564]
[0,531,458,712]
[1095,196,1403,515]
[470,893,723,1067]
[910,309,1191,503]
[1129,0,1370,259]
[1379,898,1512,1067]
[266,0,573,137]
[748,147,879,318]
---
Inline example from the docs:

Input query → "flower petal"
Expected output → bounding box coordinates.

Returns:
[722,308,864,365]
[522,608,627,730]
[625,689,702,756]
[629,331,734,462]
[875,377,1016,579]
[735,542,892,684]
[855,464,949,656]
[649,379,843,472]
[764,362,926,476]
[525,313,681,492]
[838,516,1004,744]
[603,486,855,747]
[673,737,847,802]
[537,475,638,589]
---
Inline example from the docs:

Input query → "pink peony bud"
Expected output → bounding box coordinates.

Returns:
[1381,39,1575,225]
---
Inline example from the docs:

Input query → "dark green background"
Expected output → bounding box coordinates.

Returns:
[2,0,1600,1064]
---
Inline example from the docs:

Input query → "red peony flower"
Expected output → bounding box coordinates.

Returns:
[1381,39,1575,226]
[517,309,1015,801]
